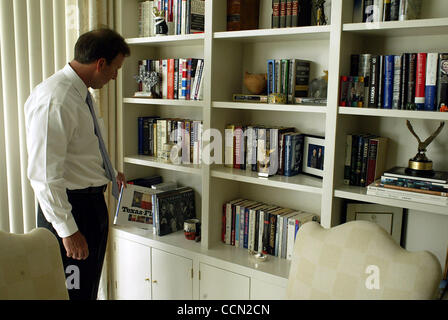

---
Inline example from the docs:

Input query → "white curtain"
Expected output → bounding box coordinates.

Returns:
[0,0,118,300]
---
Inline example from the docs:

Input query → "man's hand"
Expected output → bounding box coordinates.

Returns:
[62,231,89,260]
[116,171,127,191]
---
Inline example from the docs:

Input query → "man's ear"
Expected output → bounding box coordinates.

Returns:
[96,58,107,72]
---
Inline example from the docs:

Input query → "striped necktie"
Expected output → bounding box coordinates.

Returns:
[86,91,119,199]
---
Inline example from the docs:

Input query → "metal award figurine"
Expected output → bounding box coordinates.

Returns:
[405,120,445,176]
[313,0,327,26]
[134,70,160,98]
[152,7,168,36]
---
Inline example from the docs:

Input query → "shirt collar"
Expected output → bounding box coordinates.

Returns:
[62,63,89,101]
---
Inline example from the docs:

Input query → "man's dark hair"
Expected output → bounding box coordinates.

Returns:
[74,28,130,65]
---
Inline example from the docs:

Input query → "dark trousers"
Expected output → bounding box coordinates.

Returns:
[37,190,109,300]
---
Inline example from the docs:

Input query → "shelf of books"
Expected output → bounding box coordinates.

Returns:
[334,185,448,216]
[213,101,326,113]
[338,107,448,120]
[126,33,205,47]
[343,18,448,37]
[124,156,202,175]
[213,25,331,42]
[211,166,323,194]
[124,97,205,108]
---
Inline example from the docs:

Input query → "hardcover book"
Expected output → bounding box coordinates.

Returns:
[227,0,260,31]
[114,184,162,229]
[153,187,196,236]
[437,53,448,110]
[384,167,448,184]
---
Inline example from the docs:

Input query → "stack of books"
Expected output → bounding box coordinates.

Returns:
[367,166,448,206]
[222,198,319,260]
[135,58,205,101]
[138,0,205,37]
[340,52,448,111]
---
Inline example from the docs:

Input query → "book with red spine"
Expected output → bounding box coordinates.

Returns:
[415,52,427,110]
[167,58,175,99]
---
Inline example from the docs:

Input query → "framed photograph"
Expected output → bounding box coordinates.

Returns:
[346,203,403,245]
[302,135,325,178]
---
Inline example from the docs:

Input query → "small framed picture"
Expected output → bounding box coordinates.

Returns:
[346,203,403,245]
[302,135,325,178]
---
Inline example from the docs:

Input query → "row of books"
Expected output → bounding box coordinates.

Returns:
[340,53,448,111]
[225,125,305,177]
[232,94,327,105]
[138,0,205,37]
[138,116,203,164]
[222,198,319,260]
[367,166,448,206]
[343,134,389,187]
[267,59,311,103]
[271,0,312,28]
[353,0,422,23]
[135,58,205,100]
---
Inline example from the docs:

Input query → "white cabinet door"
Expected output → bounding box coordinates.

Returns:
[250,278,286,300]
[113,237,151,300]
[199,263,250,300]
[151,248,193,300]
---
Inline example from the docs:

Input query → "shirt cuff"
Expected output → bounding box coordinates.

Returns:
[52,216,79,238]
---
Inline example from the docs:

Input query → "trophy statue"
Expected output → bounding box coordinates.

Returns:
[134,70,160,98]
[405,120,445,176]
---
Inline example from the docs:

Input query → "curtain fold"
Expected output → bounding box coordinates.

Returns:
[0,0,118,299]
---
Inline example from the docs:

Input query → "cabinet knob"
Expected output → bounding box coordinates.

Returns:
[145,278,150,282]
[152,280,158,284]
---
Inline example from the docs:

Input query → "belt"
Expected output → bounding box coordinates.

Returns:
[67,185,107,194]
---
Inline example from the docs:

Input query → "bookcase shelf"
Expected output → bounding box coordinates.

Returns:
[124,155,202,175]
[338,107,448,120]
[213,25,331,42]
[211,166,323,195]
[126,33,205,46]
[212,101,326,113]
[343,18,448,37]
[334,185,448,216]
[124,97,205,108]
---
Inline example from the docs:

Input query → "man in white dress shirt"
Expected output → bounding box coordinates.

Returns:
[24,28,130,300]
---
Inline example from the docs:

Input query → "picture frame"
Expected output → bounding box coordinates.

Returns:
[302,135,325,178]
[346,203,403,245]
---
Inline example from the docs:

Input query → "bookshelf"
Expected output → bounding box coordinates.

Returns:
[114,0,448,299]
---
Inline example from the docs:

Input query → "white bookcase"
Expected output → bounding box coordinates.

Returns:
[112,0,448,299]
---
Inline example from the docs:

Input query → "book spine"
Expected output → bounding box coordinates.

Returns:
[294,60,310,98]
[380,183,448,197]
[262,211,270,254]
[174,59,179,99]
[275,60,281,94]
[272,0,280,28]
[353,0,364,23]
[222,203,227,243]
[383,0,391,21]
[254,210,260,252]
[286,216,296,260]
[286,0,292,27]
[437,53,448,110]
[181,0,187,34]
[368,55,379,108]
[284,134,292,176]
[280,0,286,28]
[167,59,174,99]
[415,52,427,110]
[235,204,241,248]
[392,55,402,109]
[344,134,353,185]
[363,0,374,22]
[377,55,384,108]
[390,0,400,20]
[244,207,250,249]
[424,52,438,111]
[186,58,192,100]
[248,209,256,251]
[380,176,448,192]
[276,215,283,257]
[234,126,242,169]
[138,117,144,155]
[366,138,379,186]
[400,53,410,110]
[291,0,298,26]
[405,53,417,110]
[281,59,289,98]
[383,55,394,109]
[367,186,448,204]
[258,210,264,253]
[360,136,371,187]
[267,59,275,95]
[268,213,277,255]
